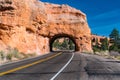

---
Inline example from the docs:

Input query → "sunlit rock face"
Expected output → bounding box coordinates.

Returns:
[0,0,92,54]
[92,35,107,46]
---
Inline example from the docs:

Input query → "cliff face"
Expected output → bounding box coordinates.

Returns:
[0,0,92,54]
[0,0,47,54]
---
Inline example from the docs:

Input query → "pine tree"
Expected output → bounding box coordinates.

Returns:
[109,28,120,51]
[109,28,119,41]
[61,38,68,49]
[69,40,75,50]
[101,38,109,51]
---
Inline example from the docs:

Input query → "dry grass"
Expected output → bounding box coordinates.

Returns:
[0,47,37,64]
[84,51,120,60]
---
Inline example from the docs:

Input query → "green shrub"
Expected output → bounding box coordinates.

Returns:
[93,45,101,52]
[0,51,5,60]
[6,53,13,60]
[11,48,19,58]
[109,44,120,52]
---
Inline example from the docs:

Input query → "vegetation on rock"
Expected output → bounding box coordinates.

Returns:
[91,28,120,60]
[92,28,120,53]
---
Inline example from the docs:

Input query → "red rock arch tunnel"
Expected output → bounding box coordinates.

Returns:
[49,34,78,51]
[0,0,93,54]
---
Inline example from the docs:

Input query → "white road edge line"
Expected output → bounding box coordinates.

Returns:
[50,53,75,80]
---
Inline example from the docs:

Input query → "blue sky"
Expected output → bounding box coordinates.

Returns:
[41,0,120,37]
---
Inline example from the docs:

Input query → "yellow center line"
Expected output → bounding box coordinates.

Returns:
[0,53,62,76]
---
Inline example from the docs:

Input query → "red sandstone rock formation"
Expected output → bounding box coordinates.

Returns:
[92,34,107,46]
[41,3,92,52]
[0,0,92,54]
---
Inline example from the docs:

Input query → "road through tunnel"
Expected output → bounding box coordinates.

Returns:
[49,34,79,52]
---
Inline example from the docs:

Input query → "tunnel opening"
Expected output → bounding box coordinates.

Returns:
[50,34,78,52]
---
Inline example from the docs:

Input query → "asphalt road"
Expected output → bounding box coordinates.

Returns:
[0,52,120,80]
